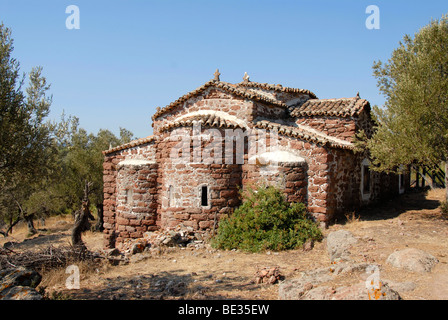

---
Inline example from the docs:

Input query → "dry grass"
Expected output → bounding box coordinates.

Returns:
[0,214,73,247]
[2,188,448,300]
[343,211,361,224]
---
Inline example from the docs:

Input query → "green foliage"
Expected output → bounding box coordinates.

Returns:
[211,186,322,252]
[367,15,448,175]
[0,23,59,233]
[54,117,133,212]
[0,23,134,235]
[0,25,56,189]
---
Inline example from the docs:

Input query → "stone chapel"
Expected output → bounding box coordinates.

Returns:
[102,71,407,249]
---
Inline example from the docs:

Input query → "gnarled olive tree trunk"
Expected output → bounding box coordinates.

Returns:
[71,181,94,250]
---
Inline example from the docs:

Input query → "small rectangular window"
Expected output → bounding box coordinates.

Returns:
[201,186,208,207]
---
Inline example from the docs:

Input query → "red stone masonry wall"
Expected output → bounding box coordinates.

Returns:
[153,88,253,134]
[103,154,118,249]
[326,148,401,222]
[326,148,361,216]
[102,141,157,249]
[252,101,288,120]
[242,162,308,205]
[295,117,357,142]
[155,127,242,232]
[103,85,403,249]
[272,136,334,224]
[114,163,158,246]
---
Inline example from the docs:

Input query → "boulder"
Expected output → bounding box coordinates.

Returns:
[386,248,439,273]
[0,286,43,300]
[278,262,396,300]
[300,286,333,300]
[279,278,318,300]
[331,282,401,300]
[278,267,334,300]
[0,267,42,300]
[326,230,358,262]
[330,262,373,276]
[383,280,416,293]
[280,277,401,300]
[0,267,42,290]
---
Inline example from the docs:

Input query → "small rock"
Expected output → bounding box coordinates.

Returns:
[106,248,121,256]
[303,240,314,251]
[131,241,146,255]
[303,282,313,291]
[3,241,17,249]
[254,267,283,285]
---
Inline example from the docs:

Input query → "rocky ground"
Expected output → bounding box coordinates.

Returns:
[1,188,448,300]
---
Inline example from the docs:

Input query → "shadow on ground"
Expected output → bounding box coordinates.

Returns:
[53,269,260,300]
[4,232,71,250]
[333,188,442,225]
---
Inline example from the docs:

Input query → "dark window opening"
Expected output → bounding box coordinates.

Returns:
[399,173,405,188]
[201,186,208,207]
[363,165,371,193]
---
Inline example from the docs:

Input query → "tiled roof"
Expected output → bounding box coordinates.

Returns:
[254,120,354,150]
[237,81,317,99]
[159,113,247,132]
[103,117,353,155]
[291,96,370,118]
[152,80,316,121]
[159,116,354,150]
[103,135,157,155]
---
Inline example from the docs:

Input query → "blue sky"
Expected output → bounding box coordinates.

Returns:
[1,0,447,139]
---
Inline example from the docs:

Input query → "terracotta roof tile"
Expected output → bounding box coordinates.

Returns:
[237,81,317,99]
[163,116,355,150]
[159,113,247,132]
[254,120,354,150]
[103,135,157,155]
[291,97,370,118]
[152,80,315,121]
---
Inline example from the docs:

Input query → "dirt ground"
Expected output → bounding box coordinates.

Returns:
[1,188,448,300]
